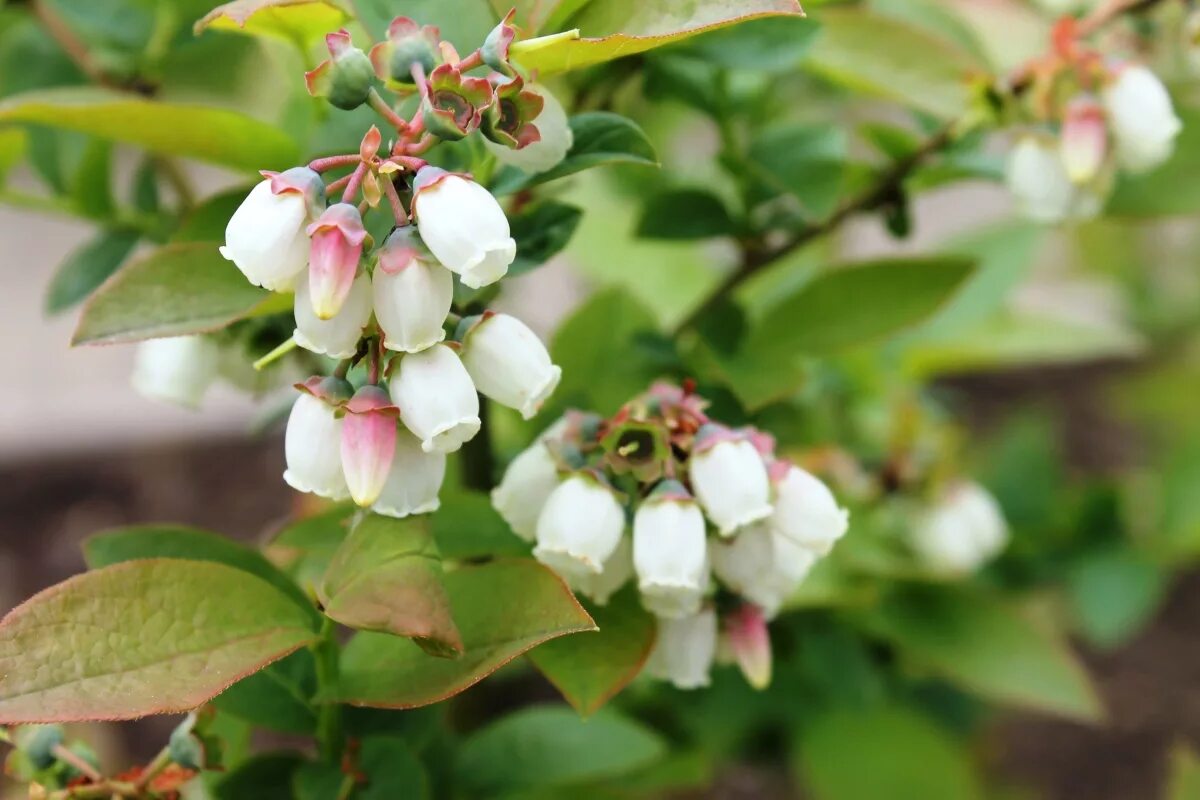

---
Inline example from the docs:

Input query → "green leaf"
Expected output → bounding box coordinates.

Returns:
[855,587,1103,722]
[130,158,160,213]
[1167,744,1200,800]
[172,187,252,243]
[669,15,819,71]
[0,559,319,723]
[71,241,275,345]
[267,506,354,593]
[455,706,666,794]
[195,0,350,45]
[43,228,140,315]
[510,0,803,75]
[293,761,346,800]
[1066,546,1167,650]
[1107,108,1200,216]
[357,736,430,800]
[795,705,984,800]
[527,586,656,717]
[430,491,530,560]
[318,514,462,657]
[83,524,320,629]
[636,189,736,240]
[0,127,26,186]
[71,137,114,220]
[745,256,975,359]
[493,112,658,194]
[214,649,318,735]
[550,288,665,416]
[0,87,299,172]
[802,7,982,119]
[510,200,583,276]
[331,560,595,708]
[217,753,304,800]
[746,123,847,219]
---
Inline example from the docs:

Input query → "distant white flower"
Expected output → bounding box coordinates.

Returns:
[711,524,815,618]
[460,313,561,420]
[534,473,625,580]
[220,168,321,291]
[768,463,849,556]
[131,335,220,409]
[569,535,634,606]
[911,481,1008,575]
[1103,64,1182,173]
[1006,135,1104,224]
[491,438,561,541]
[372,429,446,518]
[294,270,373,359]
[283,392,349,501]
[483,83,574,173]
[388,344,481,454]
[646,609,718,690]
[689,426,773,536]
[633,481,709,619]
[412,167,515,288]
[1060,96,1107,185]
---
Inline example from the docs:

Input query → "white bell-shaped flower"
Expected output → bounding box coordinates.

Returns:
[294,270,373,359]
[491,438,561,541]
[569,535,633,606]
[768,463,849,556]
[645,609,718,690]
[220,168,320,291]
[1005,135,1104,224]
[388,344,481,454]
[710,524,815,618]
[412,167,515,288]
[131,335,221,409]
[533,473,625,580]
[689,426,773,536]
[633,481,709,619]
[283,391,349,500]
[483,83,574,174]
[372,429,447,518]
[911,481,1009,575]
[1103,64,1182,174]
[460,313,561,420]
[373,258,453,354]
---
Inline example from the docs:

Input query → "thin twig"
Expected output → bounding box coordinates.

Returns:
[51,744,102,783]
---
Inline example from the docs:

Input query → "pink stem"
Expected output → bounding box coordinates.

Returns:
[402,133,438,156]
[381,176,409,226]
[308,154,361,173]
[410,62,430,97]
[367,87,410,134]
[324,173,352,194]
[457,50,483,71]
[342,162,367,204]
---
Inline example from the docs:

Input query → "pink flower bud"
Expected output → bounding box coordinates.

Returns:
[306,203,367,320]
[1060,96,1107,185]
[340,385,399,507]
[723,604,772,690]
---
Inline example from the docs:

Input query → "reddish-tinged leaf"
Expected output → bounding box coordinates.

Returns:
[195,0,350,43]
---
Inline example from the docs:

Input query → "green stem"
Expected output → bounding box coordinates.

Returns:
[132,745,172,791]
[313,617,344,762]
[253,335,298,371]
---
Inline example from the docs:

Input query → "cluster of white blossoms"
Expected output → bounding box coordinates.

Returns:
[491,383,850,690]
[910,480,1008,575]
[1006,55,1182,223]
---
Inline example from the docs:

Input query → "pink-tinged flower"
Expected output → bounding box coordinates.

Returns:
[481,75,544,151]
[646,609,718,690]
[368,17,441,85]
[421,63,494,140]
[220,167,323,291]
[723,604,772,690]
[413,167,516,287]
[534,472,626,580]
[483,82,574,173]
[633,480,709,619]
[340,385,399,507]
[767,462,849,556]
[480,8,518,76]
[459,312,561,419]
[388,343,481,454]
[372,429,446,518]
[306,203,367,320]
[1060,96,1107,185]
[689,425,773,536]
[373,228,454,354]
[305,29,374,110]
[284,378,354,501]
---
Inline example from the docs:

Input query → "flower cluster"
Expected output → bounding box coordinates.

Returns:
[491,383,851,690]
[1004,18,1182,223]
[210,15,573,514]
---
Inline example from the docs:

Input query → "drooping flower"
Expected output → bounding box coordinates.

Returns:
[368,17,441,86]
[491,437,561,541]
[484,82,574,173]
[293,270,373,359]
[372,429,447,518]
[306,203,367,320]
[340,385,399,507]
[645,609,718,690]
[723,604,772,690]
[710,524,815,617]
[632,480,709,619]
[372,228,453,354]
[388,344,481,454]
[131,335,221,409]
[767,462,849,556]
[533,473,626,579]
[283,379,353,500]
[459,312,561,420]
[412,167,516,288]
[911,480,1008,575]
[305,29,375,110]
[1060,95,1107,184]
[420,63,494,141]
[1103,64,1182,173]
[1005,134,1104,224]
[689,425,773,536]
[569,535,634,606]
[220,168,323,291]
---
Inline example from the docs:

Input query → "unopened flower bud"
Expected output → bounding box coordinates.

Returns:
[710,524,815,618]
[723,604,772,690]
[484,83,574,173]
[689,426,772,536]
[534,473,625,579]
[220,168,323,291]
[912,481,1008,575]
[481,9,517,76]
[1060,96,1107,184]
[306,203,367,320]
[569,535,633,606]
[340,385,399,507]
[373,230,453,354]
[633,481,709,619]
[372,429,446,518]
[294,270,372,359]
[131,335,220,409]
[492,437,561,541]
[768,463,849,556]
[459,312,561,420]
[1005,135,1104,224]
[368,17,440,85]
[305,30,375,110]
[388,343,481,454]
[1103,64,1182,174]
[283,388,351,500]
[412,168,515,288]
[646,609,718,690]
